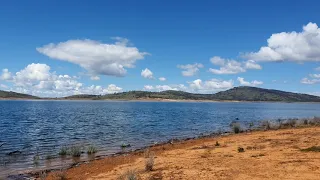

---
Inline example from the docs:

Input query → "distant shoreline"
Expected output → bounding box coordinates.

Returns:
[1,97,320,103]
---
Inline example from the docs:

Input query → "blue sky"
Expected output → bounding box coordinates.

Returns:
[0,0,320,97]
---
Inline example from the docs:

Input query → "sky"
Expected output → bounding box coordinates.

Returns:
[0,0,320,97]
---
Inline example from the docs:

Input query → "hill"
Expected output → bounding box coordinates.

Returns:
[0,90,39,99]
[64,86,320,102]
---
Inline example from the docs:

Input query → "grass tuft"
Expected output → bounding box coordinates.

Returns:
[238,147,245,153]
[145,156,154,171]
[87,145,98,155]
[53,170,67,180]
[59,147,68,156]
[69,146,82,157]
[117,170,138,180]
[231,123,241,134]
[301,146,320,152]
[215,141,220,147]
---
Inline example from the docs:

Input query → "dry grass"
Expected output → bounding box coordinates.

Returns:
[117,169,139,180]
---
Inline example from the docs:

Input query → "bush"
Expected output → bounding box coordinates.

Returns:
[53,171,67,180]
[231,123,241,134]
[145,156,154,171]
[59,147,68,156]
[261,120,272,130]
[238,147,245,153]
[69,146,81,157]
[118,170,138,180]
[87,145,97,154]
[301,146,320,152]
[215,141,220,147]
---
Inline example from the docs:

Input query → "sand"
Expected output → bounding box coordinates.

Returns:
[46,127,320,180]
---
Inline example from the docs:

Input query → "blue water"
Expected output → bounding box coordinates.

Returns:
[1,100,320,176]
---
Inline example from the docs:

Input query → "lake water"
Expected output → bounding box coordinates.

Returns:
[1,100,320,177]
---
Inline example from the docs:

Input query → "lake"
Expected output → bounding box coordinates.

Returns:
[1,100,320,177]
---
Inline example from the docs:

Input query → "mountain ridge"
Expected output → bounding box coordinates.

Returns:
[1,86,320,102]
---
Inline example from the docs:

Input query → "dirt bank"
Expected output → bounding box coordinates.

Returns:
[46,127,320,180]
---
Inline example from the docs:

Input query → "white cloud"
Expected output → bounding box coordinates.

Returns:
[237,77,263,86]
[37,38,148,77]
[209,60,246,74]
[300,77,320,84]
[141,68,154,79]
[243,22,320,62]
[5,63,123,97]
[1,69,12,80]
[188,79,233,93]
[177,63,203,77]
[90,76,100,81]
[143,84,187,92]
[315,67,320,71]
[210,56,225,66]
[143,85,154,91]
[244,60,262,70]
[309,74,320,78]
[209,56,261,75]
[158,77,166,81]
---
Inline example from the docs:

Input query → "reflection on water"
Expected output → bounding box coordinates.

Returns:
[1,100,320,177]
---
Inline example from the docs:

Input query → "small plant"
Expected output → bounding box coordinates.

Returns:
[215,141,220,147]
[53,170,67,180]
[59,147,68,156]
[232,123,241,134]
[118,170,138,180]
[39,171,47,180]
[69,146,81,157]
[301,146,320,152]
[145,156,154,171]
[87,145,97,154]
[46,154,54,160]
[238,147,245,153]
[33,154,40,166]
[261,120,272,130]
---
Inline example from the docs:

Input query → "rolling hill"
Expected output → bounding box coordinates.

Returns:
[0,90,39,99]
[65,86,320,102]
[1,87,320,102]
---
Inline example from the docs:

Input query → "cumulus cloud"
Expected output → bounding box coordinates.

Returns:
[177,63,204,77]
[1,69,12,80]
[4,63,122,97]
[143,84,187,91]
[237,77,263,86]
[309,74,320,78]
[0,84,8,89]
[315,67,320,71]
[300,78,320,84]
[244,60,262,70]
[188,79,233,93]
[90,76,100,81]
[141,68,154,79]
[158,77,166,81]
[36,38,148,77]
[243,22,320,62]
[209,56,261,75]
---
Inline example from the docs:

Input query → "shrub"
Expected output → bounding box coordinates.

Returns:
[145,156,154,171]
[215,141,220,147]
[53,171,67,180]
[59,147,68,156]
[261,120,272,130]
[33,154,40,166]
[231,123,241,134]
[238,147,245,153]
[69,146,81,157]
[87,145,97,154]
[301,146,320,152]
[118,170,138,180]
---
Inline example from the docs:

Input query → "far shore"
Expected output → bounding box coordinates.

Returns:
[1,97,320,103]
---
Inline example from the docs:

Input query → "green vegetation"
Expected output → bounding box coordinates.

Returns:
[87,145,98,154]
[59,147,68,156]
[117,170,138,180]
[0,90,39,99]
[238,147,245,153]
[231,123,241,134]
[69,146,82,157]
[64,86,320,102]
[301,146,320,152]
[2,86,320,102]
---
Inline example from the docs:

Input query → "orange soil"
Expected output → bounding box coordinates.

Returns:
[46,127,320,180]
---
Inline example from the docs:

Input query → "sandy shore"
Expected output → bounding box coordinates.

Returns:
[44,127,320,180]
